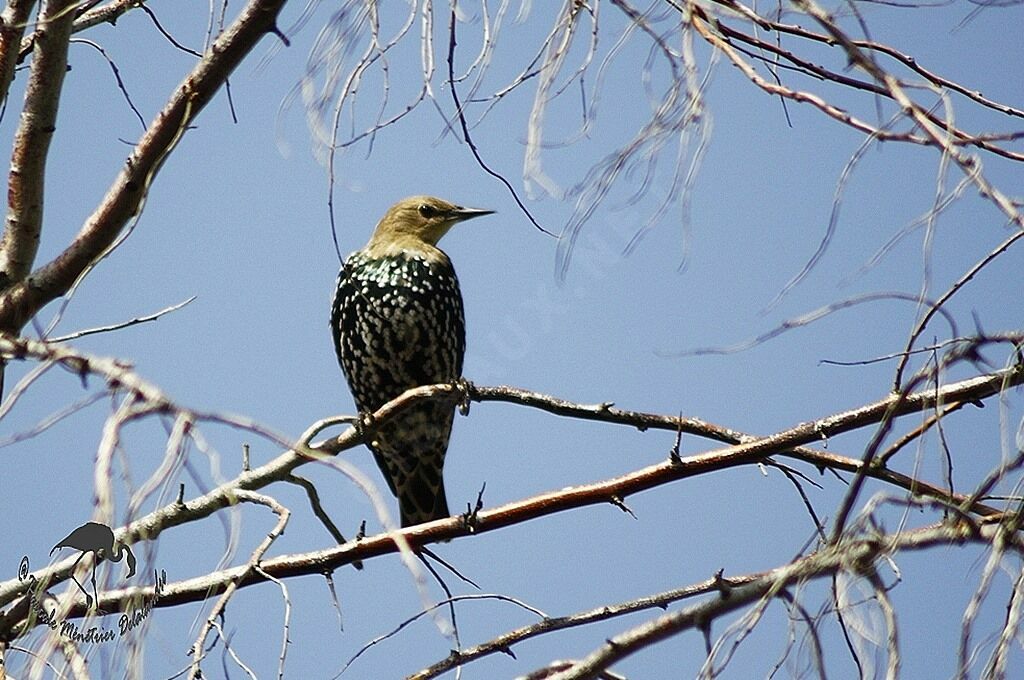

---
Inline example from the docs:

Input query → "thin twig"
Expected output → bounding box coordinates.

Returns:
[47,296,197,342]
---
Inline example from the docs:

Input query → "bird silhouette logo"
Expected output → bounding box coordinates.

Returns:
[50,522,136,609]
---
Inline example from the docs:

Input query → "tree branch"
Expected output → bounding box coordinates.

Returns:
[0,335,1018,640]
[18,1,173,61]
[0,0,77,291]
[0,0,36,111]
[542,521,1016,679]
[0,0,289,331]
[410,572,761,679]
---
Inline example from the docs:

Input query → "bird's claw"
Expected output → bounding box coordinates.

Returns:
[455,377,475,416]
[460,483,486,532]
[355,410,377,441]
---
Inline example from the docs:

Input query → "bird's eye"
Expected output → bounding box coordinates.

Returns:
[418,204,437,218]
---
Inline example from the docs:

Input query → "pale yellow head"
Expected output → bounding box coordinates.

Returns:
[365,196,494,258]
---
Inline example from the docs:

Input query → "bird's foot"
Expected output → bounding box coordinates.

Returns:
[460,483,486,533]
[355,410,377,442]
[454,377,475,416]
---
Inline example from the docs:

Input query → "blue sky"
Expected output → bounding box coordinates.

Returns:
[1,2,1022,678]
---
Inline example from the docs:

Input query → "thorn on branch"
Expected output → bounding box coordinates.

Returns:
[713,568,731,598]
[175,483,185,506]
[608,495,637,519]
[700,619,713,655]
[355,520,366,541]
[324,570,345,632]
[267,24,290,47]
[76,357,89,388]
[499,645,517,659]
[669,413,683,464]
[242,443,250,472]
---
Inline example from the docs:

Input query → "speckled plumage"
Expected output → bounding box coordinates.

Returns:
[330,197,492,528]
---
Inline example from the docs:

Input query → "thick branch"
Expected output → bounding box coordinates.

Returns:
[0,0,288,331]
[0,352,1018,638]
[466,384,1010,520]
[0,334,1018,639]
[0,0,35,110]
[0,0,76,290]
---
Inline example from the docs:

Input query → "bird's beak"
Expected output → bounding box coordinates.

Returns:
[450,206,495,221]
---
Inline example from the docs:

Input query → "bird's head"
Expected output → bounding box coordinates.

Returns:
[366,196,494,255]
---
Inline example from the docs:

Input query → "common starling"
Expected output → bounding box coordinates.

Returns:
[331,196,493,528]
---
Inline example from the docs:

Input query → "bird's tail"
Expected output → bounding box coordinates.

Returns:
[398,472,450,528]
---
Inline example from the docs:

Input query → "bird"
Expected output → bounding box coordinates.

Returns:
[50,521,137,608]
[331,196,493,528]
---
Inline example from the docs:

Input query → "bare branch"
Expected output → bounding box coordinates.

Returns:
[0,0,36,111]
[0,0,290,332]
[0,348,1017,638]
[19,0,172,59]
[46,295,197,342]
[69,37,147,130]
[893,229,1024,389]
[541,522,1019,679]
[410,574,759,679]
[447,8,553,236]
[0,0,77,290]
[189,489,290,680]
